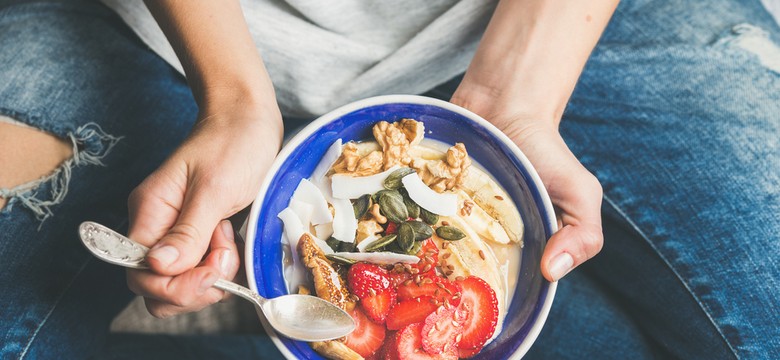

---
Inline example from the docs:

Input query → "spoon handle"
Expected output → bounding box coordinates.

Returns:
[79,221,266,307]
[214,279,265,307]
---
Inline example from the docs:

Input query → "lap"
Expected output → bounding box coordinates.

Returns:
[561,0,780,358]
[0,1,197,358]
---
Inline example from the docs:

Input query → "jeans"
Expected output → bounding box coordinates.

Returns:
[0,0,778,359]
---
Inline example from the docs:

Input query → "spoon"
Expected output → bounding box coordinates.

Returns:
[78,221,355,342]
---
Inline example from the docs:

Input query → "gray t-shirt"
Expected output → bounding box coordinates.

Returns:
[102,0,497,117]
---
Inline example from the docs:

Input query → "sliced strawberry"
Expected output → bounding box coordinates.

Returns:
[388,271,412,287]
[349,262,393,299]
[386,296,439,330]
[457,346,482,359]
[361,290,397,324]
[344,307,386,358]
[396,323,458,360]
[397,275,462,306]
[421,305,464,354]
[385,222,398,234]
[382,331,400,360]
[456,276,498,349]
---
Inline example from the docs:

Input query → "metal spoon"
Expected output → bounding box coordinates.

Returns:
[78,221,355,342]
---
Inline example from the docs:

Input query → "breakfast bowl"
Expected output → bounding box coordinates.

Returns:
[245,95,558,359]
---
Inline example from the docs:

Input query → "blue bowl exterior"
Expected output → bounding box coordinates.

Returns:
[251,102,555,359]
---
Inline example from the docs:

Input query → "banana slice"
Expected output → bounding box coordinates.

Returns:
[310,341,363,360]
[454,190,511,245]
[460,166,524,245]
[436,215,506,340]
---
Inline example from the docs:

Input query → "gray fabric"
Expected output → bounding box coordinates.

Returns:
[101,0,496,117]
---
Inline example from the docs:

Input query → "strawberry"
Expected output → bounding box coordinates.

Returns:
[396,323,457,360]
[386,296,439,330]
[457,346,482,359]
[361,290,397,324]
[397,275,462,306]
[382,331,400,360]
[388,271,412,287]
[344,306,386,358]
[411,239,438,274]
[455,276,498,350]
[348,262,393,299]
[421,305,465,354]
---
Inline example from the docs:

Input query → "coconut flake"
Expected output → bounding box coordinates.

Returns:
[331,198,358,243]
[356,234,380,252]
[401,173,458,216]
[288,199,314,229]
[277,208,307,291]
[312,236,335,255]
[292,178,333,225]
[330,252,420,265]
[314,222,334,239]
[331,166,400,199]
[312,139,342,183]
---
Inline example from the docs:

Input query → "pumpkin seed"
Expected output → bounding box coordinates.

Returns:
[372,189,395,204]
[378,191,408,223]
[383,241,405,254]
[406,220,433,241]
[420,208,439,225]
[352,194,371,219]
[383,167,416,190]
[325,237,341,252]
[338,240,357,253]
[400,188,421,219]
[363,234,398,252]
[436,225,466,241]
[326,254,357,266]
[397,222,416,252]
[406,240,423,255]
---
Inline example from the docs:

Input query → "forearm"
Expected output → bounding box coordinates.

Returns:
[144,0,279,124]
[454,0,618,131]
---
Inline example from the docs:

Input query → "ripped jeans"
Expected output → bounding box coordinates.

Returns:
[1,0,779,359]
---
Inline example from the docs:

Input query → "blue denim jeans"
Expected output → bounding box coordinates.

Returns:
[0,0,778,359]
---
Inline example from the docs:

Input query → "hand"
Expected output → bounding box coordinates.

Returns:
[451,90,603,282]
[126,104,282,317]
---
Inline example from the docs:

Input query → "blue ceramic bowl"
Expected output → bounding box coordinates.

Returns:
[245,95,557,359]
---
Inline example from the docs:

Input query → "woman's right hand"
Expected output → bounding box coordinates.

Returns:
[126,100,282,318]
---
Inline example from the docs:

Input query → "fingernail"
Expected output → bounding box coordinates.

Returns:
[148,245,179,267]
[219,249,233,277]
[198,272,219,295]
[221,220,234,241]
[548,252,574,281]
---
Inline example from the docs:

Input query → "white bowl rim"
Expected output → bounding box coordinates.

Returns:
[245,94,558,360]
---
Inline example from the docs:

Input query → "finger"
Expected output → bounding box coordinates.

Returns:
[204,220,240,300]
[541,172,603,282]
[127,265,220,309]
[142,287,224,319]
[145,180,225,275]
[540,222,603,282]
[127,170,185,247]
[127,220,238,308]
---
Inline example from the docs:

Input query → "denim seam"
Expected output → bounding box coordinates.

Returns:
[601,194,739,359]
[18,257,92,359]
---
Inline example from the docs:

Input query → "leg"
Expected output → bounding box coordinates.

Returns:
[558,0,780,357]
[0,1,198,358]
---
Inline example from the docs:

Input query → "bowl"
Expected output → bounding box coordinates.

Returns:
[245,95,558,359]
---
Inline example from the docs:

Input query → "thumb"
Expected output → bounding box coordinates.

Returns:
[540,222,603,282]
[146,188,223,276]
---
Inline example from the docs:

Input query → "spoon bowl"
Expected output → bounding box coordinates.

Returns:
[78,221,354,342]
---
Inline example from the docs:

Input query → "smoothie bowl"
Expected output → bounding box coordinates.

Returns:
[245,95,557,359]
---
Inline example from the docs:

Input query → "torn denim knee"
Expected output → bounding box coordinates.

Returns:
[713,23,780,73]
[0,123,121,222]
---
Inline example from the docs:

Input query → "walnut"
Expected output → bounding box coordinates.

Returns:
[356,219,383,243]
[411,143,471,192]
[373,119,425,170]
[332,143,383,176]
